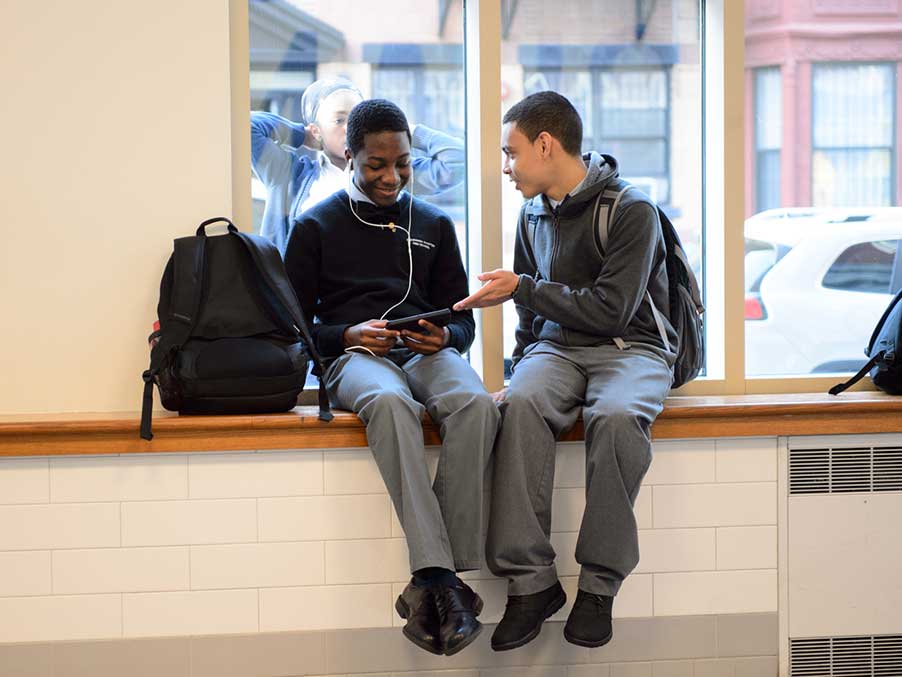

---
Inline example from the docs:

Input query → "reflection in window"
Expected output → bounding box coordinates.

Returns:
[822,240,899,294]
[754,67,781,213]
[812,64,895,208]
[523,68,670,204]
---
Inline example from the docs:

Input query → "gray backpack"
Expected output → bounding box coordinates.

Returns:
[527,181,705,388]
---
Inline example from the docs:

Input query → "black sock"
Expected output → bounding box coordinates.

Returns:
[413,567,457,587]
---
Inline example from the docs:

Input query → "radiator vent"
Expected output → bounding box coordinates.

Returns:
[789,446,902,495]
[790,635,902,676]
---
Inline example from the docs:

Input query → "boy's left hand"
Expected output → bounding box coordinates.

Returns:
[401,320,450,355]
[453,269,519,310]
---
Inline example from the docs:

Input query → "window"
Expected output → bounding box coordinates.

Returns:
[234,0,902,395]
[500,1,703,377]
[745,3,902,380]
[247,0,466,249]
[522,68,671,204]
[371,62,466,217]
[754,67,781,213]
[812,63,895,208]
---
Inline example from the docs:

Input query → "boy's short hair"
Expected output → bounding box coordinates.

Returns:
[346,99,411,155]
[503,91,583,156]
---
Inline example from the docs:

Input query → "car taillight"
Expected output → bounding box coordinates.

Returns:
[744,294,767,321]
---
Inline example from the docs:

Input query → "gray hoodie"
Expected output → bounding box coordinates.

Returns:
[511,152,678,366]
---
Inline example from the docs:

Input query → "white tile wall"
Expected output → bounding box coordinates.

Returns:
[123,589,258,637]
[188,450,324,498]
[121,498,257,546]
[0,458,49,504]
[644,439,716,485]
[325,538,410,584]
[652,483,777,528]
[0,435,779,643]
[0,503,120,551]
[653,570,778,616]
[635,528,716,573]
[259,494,392,541]
[0,551,51,596]
[50,455,187,502]
[0,594,122,642]
[260,584,392,631]
[52,546,189,594]
[715,438,777,483]
[716,526,778,570]
[190,541,325,590]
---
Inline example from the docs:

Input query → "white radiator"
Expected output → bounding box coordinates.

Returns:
[783,434,902,677]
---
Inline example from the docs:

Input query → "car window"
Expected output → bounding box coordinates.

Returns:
[744,238,791,292]
[822,240,899,294]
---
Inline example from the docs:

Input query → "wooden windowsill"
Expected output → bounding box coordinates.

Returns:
[2,391,902,457]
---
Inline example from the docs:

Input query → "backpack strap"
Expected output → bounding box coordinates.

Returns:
[828,352,885,396]
[141,235,207,440]
[235,231,333,423]
[646,289,671,349]
[831,289,902,396]
[594,181,632,255]
[596,182,672,351]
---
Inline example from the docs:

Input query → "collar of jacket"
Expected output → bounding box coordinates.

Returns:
[525,151,619,219]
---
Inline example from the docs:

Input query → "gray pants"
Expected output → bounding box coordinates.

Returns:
[325,348,499,573]
[486,342,673,597]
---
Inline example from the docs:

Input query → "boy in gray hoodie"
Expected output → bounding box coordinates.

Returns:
[455,91,676,651]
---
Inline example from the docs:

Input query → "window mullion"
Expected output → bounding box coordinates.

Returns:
[465,0,504,391]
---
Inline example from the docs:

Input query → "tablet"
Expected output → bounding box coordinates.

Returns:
[385,308,452,333]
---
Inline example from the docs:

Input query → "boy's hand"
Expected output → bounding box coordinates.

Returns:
[491,387,509,403]
[400,320,450,355]
[343,320,400,357]
[453,269,519,310]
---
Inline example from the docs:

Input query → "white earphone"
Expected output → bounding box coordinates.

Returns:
[344,163,416,357]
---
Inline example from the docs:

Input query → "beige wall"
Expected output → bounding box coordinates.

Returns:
[0,1,234,413]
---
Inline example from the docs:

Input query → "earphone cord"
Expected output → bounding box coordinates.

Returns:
[344,165,415,358]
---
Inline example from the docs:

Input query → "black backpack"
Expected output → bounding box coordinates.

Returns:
[525,180,705,388]
[829,288,902,396]
[140,217,332,440]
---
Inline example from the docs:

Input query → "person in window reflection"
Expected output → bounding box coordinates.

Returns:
[251,77,465,252]
[454,91,677,651]
[283,99,498,657]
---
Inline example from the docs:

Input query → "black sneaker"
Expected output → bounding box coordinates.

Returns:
[563,589,613,648]
[490,581,567,651]
[395,578,442,655]
[432,578,484,656]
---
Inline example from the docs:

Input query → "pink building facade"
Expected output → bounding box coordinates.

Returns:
[745,0,902,217]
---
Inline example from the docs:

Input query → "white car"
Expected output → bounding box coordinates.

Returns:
[745,208,902,377]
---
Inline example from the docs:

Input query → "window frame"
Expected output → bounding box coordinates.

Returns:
[228,0,879,396]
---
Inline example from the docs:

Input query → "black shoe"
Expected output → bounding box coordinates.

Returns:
[432,579,484,656]
[563,589,613,648]
[395,579,442,655]
[490,581,567,652]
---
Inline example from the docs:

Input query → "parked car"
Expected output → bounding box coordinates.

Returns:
[745,208,902,376]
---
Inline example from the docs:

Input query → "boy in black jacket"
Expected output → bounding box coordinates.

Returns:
[284,99,498,657]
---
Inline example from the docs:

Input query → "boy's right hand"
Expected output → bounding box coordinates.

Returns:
[343,320,400,357]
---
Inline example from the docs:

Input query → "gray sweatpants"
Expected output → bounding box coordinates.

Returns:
[325,348,499,573]
[486,341,673,597]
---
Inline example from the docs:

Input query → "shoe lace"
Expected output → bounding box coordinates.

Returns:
[432,585,465,621]
[577,592,609,614]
